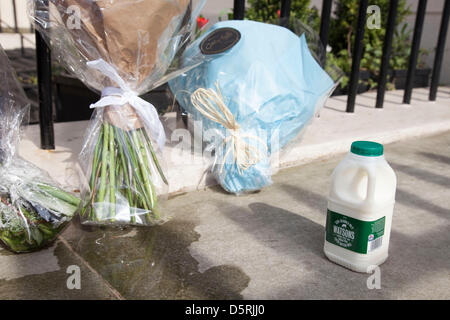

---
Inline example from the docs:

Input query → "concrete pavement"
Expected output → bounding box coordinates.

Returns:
[1,131,449,299]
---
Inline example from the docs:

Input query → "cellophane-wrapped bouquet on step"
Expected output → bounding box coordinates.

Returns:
[29,0,205,226]
[0,45,80,253]
[169,20,340,194]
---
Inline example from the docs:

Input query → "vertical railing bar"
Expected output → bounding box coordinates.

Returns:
[12,0,18,33]
[375,0,399,108]
[35,29,55,149]
[280,0,292,18]
[429,0,450,101]
[319,0,332,49]
[346,0,368,113]
[279,0,292,28]
[11,0,24,55]
[403,0,427,104]
[20,33,25,56]
[233,0,245,20]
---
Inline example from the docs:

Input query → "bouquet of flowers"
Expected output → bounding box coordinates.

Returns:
[169,20,340,194]
[0,45,80,253]
[29,0,205,226]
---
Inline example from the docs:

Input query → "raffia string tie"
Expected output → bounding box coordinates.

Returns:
[190,82,267,175]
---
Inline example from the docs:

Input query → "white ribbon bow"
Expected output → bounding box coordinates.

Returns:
[87,59,166,151]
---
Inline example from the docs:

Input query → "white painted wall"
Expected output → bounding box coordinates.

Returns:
[0,0,31,31]
[405,0,449,84]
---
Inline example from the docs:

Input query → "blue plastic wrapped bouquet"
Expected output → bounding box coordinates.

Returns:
[169,20,336,194]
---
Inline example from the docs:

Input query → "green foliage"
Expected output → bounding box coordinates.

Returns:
[329,0,428,90]
[330,0,411,54]
[390,23,429,70]
[242,0,321,31]
[326,51,351,89]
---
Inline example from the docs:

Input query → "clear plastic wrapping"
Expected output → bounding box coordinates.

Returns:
[169,20,341,194]
[0,45,80,253]
[28,0,205,226]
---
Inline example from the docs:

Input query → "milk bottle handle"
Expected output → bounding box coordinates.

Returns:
[360,163,377,205]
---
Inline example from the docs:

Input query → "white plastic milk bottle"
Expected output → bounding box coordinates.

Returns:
[324,141,397,273]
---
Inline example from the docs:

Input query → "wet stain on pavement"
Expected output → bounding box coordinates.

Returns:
[0,241,116,299]
[64,216,250,299]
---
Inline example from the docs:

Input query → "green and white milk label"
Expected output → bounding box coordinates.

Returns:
[325,209,385,254]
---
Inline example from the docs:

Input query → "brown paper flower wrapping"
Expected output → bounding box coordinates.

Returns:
[29,0,200,226]
[104,104,143,130]
[50,0,189,87]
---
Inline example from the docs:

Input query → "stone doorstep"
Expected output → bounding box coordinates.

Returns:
[18,87,450,196]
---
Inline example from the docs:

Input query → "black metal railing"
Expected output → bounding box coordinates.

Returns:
[35,29,54,149]
[346,0,368,113]
[34,0,55,149]
[403,0,427,104]
[35,0,450,149]
[319,0,332,49]
[430,0,450,101]
[375,0,398,108]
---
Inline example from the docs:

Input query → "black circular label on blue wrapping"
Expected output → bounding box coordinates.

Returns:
[200,27,241,55]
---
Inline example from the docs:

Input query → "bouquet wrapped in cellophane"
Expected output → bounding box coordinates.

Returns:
[169,20,340,194]
[0,45,80,253]
[29,0,205,226]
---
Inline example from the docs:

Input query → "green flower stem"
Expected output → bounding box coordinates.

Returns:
[138,130,160,219]
[38,223,56,237]
[84,126,103,219]
[108,124,116,219]
[141,128,168,185]
[134,130,154,206]
[90,126,103,188]
[97,123,110,207]
[88,163,101,221]
[84,120,165,225]
[124,131,150,211]
[132,130,157,221]
[115,127,135,223]
[36,183,80,207]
